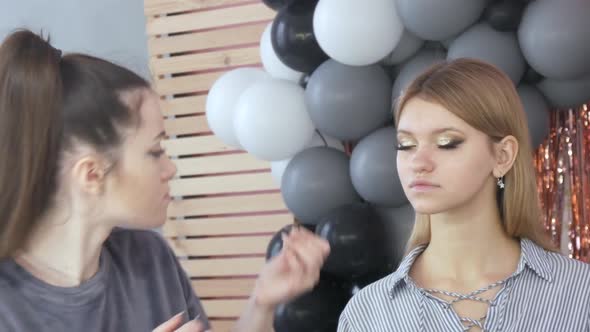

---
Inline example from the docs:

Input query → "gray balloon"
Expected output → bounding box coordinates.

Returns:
[382,29,424,66]
[281,147,361,224]
[350,127,407,207]
[517,85,550,148]
[448,23,525,84]
[537,75,590,110]
[396,0,487,41]
[375,204,415,267]
[392,48,447,104]
[518,0,590,80]
[305,60,392,141]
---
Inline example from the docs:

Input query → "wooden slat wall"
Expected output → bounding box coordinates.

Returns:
[144,1,291,330]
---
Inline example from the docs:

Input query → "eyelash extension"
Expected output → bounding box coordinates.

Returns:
[438,140,464,149]
[149,149,165,158]
[396,145,414,151]
[396,140,464,151]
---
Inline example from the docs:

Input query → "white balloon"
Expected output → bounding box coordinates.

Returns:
[314,0,403,66]
[270,131,345,185]
[234,80,315,161]
[271,158,291,186]
[260,23,303,82]
[206,68,270,148]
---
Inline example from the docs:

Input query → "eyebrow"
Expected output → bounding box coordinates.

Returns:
[397,127,464,136]
[154,131,166,141]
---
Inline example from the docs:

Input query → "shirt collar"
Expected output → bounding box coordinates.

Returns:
[387,238,554,294]
[387,244,427,291]
[517,238,553,282]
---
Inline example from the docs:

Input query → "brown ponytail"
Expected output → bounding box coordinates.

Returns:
[0,30,150,259]
[0,30,64,259]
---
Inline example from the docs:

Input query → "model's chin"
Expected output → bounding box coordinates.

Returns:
[409,199,448,215]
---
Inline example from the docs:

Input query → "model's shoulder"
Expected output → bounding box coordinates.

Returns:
[544,249,590,281]
[524,238,590,290]
[344,270,413,314]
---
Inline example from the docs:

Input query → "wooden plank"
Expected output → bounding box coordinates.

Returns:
[144,0,254,16]
[170,172,277,196]
[151,46,260,75]
[164,114,211,136]
[173,153,269,176]
[202,299,248,317]
[160,95,207,116]
[162,135,236,156]
[154,70,229,96]
[209,320,236,332]
[148,22,267,56]
[167,192,287,217]
[163,214,292,236]
[146,0,286,323]
[192,278,256,298]
[168,235,273,256]
[181,257,265,277]
[146,3,274,35]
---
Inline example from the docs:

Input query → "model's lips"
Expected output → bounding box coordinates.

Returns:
[163,191,171,201]
[409,180,440,191]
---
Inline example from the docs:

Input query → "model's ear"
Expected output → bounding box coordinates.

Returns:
[492,135,518,178]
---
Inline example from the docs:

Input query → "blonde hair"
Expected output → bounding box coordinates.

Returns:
[394,58,554,252]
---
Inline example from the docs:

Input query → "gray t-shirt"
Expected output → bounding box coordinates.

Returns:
[0,228,210,331]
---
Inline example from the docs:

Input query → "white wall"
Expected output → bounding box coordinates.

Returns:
[0,0,150,79]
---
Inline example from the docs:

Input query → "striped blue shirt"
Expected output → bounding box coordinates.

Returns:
[338,238,590,331]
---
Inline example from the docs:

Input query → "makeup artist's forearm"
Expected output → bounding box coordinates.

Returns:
[231,296,274,332]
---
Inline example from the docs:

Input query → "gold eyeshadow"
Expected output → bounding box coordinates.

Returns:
[437,136,453,146]
[436,134,464,149]
[396,133,465,150]
[397,137,416,147]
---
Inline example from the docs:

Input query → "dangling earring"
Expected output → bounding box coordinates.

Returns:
[497,176,505,189]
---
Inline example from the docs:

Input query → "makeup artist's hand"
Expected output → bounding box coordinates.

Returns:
[154,312,208,332]
[252,226,330,310]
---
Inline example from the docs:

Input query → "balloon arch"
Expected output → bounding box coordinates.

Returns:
[205,0,590,330]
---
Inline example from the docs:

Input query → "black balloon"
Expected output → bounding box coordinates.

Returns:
[266,224,316,260]
[271,0,328,73]
[273,278,350,332]
[316,203,388,279]
[263,0,296,11]
[484,0,526,32]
